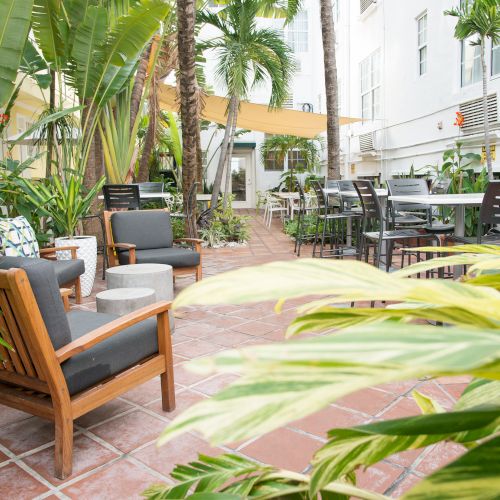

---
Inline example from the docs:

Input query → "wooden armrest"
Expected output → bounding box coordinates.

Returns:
[55,301,172,363]
[107,243,136,250]
[107,243,136,264]
[41,246,78,259]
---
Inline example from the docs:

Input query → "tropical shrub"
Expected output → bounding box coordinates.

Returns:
[284,214,322,242]
[144,245,500,499]
[199,198,250,247]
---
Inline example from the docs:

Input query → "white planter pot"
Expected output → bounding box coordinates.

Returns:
[55,235,97,297]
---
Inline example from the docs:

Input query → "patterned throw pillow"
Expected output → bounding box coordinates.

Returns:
[0,216,40,258]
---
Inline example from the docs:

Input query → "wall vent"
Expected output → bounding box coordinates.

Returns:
[459,94,498,134]
[282,94,294,109]
[359,132,375,153]
[360,0,375,15]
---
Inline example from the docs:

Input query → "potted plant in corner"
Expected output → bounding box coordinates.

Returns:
[19,168,106,297]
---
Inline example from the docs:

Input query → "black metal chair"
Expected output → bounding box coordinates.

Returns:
[311,180,354,258]
[294,182,317,256]
[103,184,140,211]
[138,182,165,208]
[447,181,500,245]
[353,180,436,271]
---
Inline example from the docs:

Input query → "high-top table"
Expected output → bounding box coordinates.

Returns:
[389,192,484,277]
[388,193,484,239]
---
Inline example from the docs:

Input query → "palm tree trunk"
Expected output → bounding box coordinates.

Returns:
[45,70,55,178]
[223,100,239,208]
[480,36,493,181]
[176,0,199,236]
[196,124,203,191]
[320,0,341,180]
[130,44,152,137]
[210,95,236,210]
[137,67,159,183]
[82,99,104,240]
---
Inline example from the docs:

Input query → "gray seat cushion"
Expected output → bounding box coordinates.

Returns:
[62,310,159,395]
[111,211,173,250]
[52,259,85,286]
[0,256,72,350]
[118,247,200,268]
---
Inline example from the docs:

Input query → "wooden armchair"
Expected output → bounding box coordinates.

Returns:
[0,259,175,479]
[104,209,203,281]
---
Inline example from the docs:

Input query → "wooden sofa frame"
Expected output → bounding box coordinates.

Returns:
[0,268,175,479]
[103,209,203,281]
[40,245,82,304]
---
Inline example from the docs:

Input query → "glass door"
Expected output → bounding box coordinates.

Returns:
[228,154,253,208]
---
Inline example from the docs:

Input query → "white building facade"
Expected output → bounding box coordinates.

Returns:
[336,0,500,182]
[201,0,500,208]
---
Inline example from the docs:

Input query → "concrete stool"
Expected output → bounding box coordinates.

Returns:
[96,288,155,316]
[106,264,174,330]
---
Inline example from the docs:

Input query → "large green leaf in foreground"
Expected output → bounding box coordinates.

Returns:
[402,436,500,500]
[173,259,500,325]
[143,453,389,500]
[158,324,500,447]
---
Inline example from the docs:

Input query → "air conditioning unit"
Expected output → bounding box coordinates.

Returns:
[359,131,376,154]
[459,94,498,135]
[282,94,294,109]
[360,0,376,15]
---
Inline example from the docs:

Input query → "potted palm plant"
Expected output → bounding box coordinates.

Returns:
[19,169,105,297]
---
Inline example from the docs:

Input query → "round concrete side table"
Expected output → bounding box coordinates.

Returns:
[106,264,174,330]
[96,287,156,316]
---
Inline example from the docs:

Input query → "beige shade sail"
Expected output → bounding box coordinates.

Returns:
[158,85,359,139]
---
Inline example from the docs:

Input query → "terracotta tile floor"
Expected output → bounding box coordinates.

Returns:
[0,212,469,499]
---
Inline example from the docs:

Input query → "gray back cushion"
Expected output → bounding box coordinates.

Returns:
[111,211,173,250]
[0,256,72,350]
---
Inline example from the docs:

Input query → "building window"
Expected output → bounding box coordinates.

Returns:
[332,0,339,22]
[417,12,428,75]
[461,40,482,86]
[286,11,308,53]
[360,49,381,121]
[492,42,500,76]
[264,151,283,171]
[287,150,307,170]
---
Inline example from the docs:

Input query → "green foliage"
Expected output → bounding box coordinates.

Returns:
[0,0,34,107]
[284,215,322,241]
[445,0,500,45]
[198,0,295,107]
[423,143,487,235]
[144,246,500,499]
[0,156,49,243]
[199,198,250,247]
[17,168,106,237]
[171,216,186,240]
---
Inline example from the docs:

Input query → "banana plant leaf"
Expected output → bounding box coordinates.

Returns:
[0,0,34,106]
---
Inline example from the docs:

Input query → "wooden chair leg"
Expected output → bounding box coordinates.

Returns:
[74,277,82,304]
[54,413,73,479]
[157,311,176,412]
[195,264,202,281]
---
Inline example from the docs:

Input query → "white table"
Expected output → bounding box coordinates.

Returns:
[388,193,484,238]
[389,193,484,277]
[98,192,172,201]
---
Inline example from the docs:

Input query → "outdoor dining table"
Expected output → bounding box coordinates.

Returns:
[388,192,484,239]
[98,192,173,201]
[389,192,485,277]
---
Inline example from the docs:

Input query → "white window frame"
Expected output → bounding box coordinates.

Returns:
[286,11,308,53]
[417,12,428,76]
[360,49,381,121]
[492,42,500,77]
[461,39,482,87]
[287,150,307,171]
